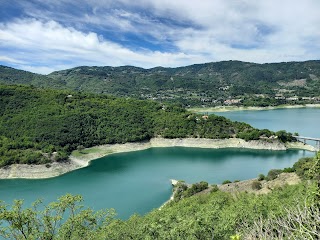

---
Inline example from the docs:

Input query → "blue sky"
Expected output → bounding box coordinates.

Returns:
[0,0,319,74]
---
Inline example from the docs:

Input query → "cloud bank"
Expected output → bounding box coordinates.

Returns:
[0,0,319,73]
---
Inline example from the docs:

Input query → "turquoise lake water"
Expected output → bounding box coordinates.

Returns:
[212,107,320,139]
[0,108,319,219]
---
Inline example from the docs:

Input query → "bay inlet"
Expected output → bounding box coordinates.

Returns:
[0,108,319,219]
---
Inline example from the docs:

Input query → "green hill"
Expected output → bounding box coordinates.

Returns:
[1,84,284,167]
[45,60,320,106]
[1,60,320,107]
[0,65,65,88]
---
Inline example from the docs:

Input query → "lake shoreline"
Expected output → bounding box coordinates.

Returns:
[188,103,320,113]
[0,138,315,180]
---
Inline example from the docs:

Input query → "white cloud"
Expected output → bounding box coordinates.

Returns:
[0,56,26,64]
[0,19,201,73]
[0,0,320,73]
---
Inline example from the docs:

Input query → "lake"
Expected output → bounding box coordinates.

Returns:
[212,107,320,139]
[0,107,318,219]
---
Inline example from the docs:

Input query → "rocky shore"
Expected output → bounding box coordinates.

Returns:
[0,138,316,179]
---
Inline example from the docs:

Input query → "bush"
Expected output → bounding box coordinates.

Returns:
[266,169,282,181]
[258,174,265,181]
[173,182,188,201]
[241,203,320,239]
[222,180,232,185]
[251,180,262,190]
[54,151,68,162]
[293,157,315,179]
[77,145,85,153]
[184,181,208,197]
[210,184,219,192]
[283,167,294,173]
[174,181,209,200]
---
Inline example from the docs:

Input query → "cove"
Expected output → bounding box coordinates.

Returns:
[0,147,314,219]
[212,107,320,139]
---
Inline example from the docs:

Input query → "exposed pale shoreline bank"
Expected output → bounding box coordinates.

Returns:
[189,104,320,113]
[0,138,316,180]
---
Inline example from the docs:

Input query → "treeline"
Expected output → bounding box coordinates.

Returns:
[46,60,320,97]
[1,60,320,108]
[0,84,292,167]
[1,152,319,239]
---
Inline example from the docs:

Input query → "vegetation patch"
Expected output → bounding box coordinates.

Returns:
[222,180,232,184]
[71,148,103,157]
[0,84,292,167]
[251,180,262,190]
[266,169,283,181]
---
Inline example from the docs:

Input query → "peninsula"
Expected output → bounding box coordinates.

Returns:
[0,84,314,179]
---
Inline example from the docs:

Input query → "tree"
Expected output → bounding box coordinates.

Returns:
[77,145,85,153]
[0,194,115,239]
[258,174,265,181]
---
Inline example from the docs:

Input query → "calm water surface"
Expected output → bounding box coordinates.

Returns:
[0,108,318,219]
[212,107,320,138]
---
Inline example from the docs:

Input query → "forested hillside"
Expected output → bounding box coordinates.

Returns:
[48,60,320,98]
[1,152,319,239]
[0,65,64,88]
[1,60,320,107]
[1,84,288,167]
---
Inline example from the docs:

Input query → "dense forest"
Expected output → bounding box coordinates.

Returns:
[0,84,293,167]
[0,65,64,88]
[1,60,320,107]
[1,152,319,239]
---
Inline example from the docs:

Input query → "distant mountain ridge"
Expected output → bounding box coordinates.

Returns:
[0,65,65,88]
[1,60,320,107]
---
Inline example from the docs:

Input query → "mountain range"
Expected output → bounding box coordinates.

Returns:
[1,60,320,107]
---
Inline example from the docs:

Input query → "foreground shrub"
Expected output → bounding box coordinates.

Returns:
[240,202,320,239]
[0,194,115,240]
[251,180,262,190]
[266,169,282,181]
[293,157,315,179]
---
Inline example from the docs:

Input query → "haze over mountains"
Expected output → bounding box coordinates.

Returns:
[1,60,320,107]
